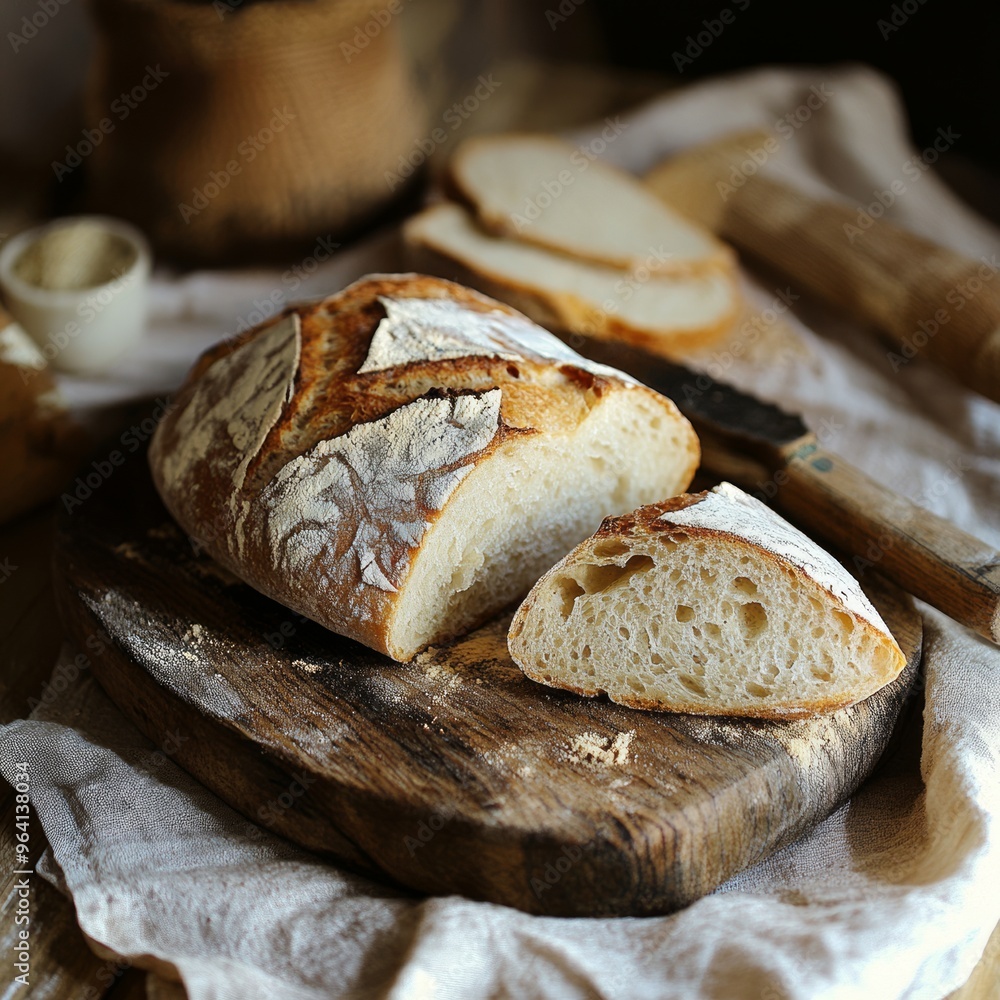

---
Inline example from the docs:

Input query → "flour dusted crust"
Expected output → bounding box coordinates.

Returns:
[508,484,906,718]
[150,274,699,661]
[663,483,891,633]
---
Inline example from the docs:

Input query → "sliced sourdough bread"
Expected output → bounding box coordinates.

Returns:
[448,134,734,275]
[508,482,906,718]
[404,203,740,359]
[149,274,700,662]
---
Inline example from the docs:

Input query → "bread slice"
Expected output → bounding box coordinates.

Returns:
[448,134,734,275]
[150,274,700,662]
[404,203,740,359]
[508,483,906,718]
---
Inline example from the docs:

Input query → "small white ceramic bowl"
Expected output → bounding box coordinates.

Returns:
[0,215,150,375]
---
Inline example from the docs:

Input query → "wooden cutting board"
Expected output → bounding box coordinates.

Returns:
[53,453,922,917]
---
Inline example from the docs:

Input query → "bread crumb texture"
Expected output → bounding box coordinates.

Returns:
[509,482,905,718]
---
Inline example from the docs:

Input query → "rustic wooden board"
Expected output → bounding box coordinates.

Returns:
[52,454,922,917]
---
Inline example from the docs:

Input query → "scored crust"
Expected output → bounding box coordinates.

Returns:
[508,485,907,719]
[150,273,699,661]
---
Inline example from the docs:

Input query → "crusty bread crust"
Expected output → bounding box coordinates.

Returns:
[446,133,736,276]
[509,490,906,719]
[150,274,699,661]
[404,210,741,360]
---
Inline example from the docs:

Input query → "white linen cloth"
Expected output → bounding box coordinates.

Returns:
[3,65,1000,999]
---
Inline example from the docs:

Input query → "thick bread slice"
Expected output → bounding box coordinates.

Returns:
[508,483,906,718]
[404,203,740,359]
[149,274,699,662]
[448,134,734,275]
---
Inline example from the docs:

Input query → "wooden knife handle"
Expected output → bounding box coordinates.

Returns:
[774,436,1000,642]
[724,175,1000,403]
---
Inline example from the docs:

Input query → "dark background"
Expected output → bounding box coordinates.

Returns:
[595,0,998,177]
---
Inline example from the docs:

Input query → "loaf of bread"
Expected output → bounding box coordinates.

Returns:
[149,274,700,662]
[404,203,740,359]
[447,134,734,275]
[0,314,85,524]
[508,482,906,718]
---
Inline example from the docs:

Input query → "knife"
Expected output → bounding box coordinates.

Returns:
[575,335,1000,645]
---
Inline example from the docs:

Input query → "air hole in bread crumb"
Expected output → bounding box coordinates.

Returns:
[833,610,855,635]
[574,555,653,595]
[739,602,768,638]
[811,666,832,681]
[618,625,630,640]
[745,682,771,698]
[675,604,694,622]
[581,644,592,658]
[700,567,717,584]
[679,674,707,697]
[506,364,520,378]
[556,577,585,619]
[733,576,758,597]
[592,538,630,560]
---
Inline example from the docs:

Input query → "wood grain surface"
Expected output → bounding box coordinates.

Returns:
[51,451,923,918]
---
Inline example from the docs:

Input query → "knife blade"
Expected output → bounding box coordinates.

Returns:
[575,334,1000,645]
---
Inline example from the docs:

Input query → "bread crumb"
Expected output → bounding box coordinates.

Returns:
[292,658,322,674]
[568,730,634,767]
[183,623,204,643]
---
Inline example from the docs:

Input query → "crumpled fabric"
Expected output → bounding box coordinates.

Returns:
[4,64,1000,999]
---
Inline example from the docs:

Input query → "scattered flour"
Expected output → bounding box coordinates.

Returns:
[569,730,634,767]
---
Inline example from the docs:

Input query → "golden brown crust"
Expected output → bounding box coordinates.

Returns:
[151,273,697,661]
